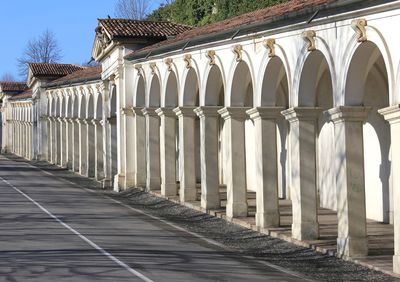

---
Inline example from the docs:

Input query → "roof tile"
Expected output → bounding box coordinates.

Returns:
[99,18,192,39]
[0,82,28,93]
[29,63,85,77]
[47,66,102,87]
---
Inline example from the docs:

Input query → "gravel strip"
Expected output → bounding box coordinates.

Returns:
[16,155,400,282]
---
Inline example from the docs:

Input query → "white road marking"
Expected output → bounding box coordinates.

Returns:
[0,176,154,282]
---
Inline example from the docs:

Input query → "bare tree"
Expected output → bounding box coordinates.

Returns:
[0,73,16,82]
[17,30,62,78]
[115,0,150,19]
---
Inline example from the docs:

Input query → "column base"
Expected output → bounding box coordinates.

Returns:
[162,183,178,197]
[292,221,319,241]
[114,174,125,192]
[337,236,368,258]
[180,186,197,202]
[256,211,280,229]
[226,202,248,219]
[201,193,220,210]
[393,255,400,274]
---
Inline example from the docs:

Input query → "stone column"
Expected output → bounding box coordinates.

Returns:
[122,108,135,189]
[86,118,96,178]
[218,107,250,218]
[78,118,88,176]
[132,107,146,187]
[282,107,322,241]
[194,106,222,210]
[156,108,177,197]
[247,107,283,228]
[174,107,197,202]
[326,106,370,257]
[379,105,400,274]
[72,118,80,172]
[142,108,161,191]
[60,117,67,167]
[92,119,104,181]
[56,117,61,165]
[28,121,33,160]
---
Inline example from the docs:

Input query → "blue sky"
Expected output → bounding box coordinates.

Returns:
[0,0,164,81]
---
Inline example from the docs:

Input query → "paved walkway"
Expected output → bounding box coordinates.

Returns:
[153,187,396,277]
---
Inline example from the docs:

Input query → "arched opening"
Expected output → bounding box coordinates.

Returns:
[136,76,146,108]
[201,64,225,209]
[345,41,390,223]
[260,56,290,201]
[79,95,87,176]
[160,71,179,196]
[95,94,104,180]
[59,97,66,166]
[66,96,73,168]
[87,94,95,177]
[133,75,146,187]
[180,68,201,201]
[225,60,254,217]
[145,75,161,190]
[148,75,161,107]
[298,50,335,212]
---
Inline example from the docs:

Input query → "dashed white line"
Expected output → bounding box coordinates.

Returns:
[0,176,154,282]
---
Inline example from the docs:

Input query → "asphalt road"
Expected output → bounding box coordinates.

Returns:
[0,155,303,282]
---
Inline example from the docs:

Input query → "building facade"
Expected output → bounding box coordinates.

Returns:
[1,0,400,275]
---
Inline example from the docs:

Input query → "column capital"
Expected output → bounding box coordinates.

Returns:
[326,106,371,124]
[218,107,251,121]
[173,106,197,118]
[247,107,284,121]
[156,107,176,117]
[194,106,223,118]
[281,107,323,123]
[141,107,159,117]
[378,105,400,124]
[92,118,102,125]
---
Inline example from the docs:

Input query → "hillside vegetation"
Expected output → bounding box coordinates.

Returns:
[147,0,288,26]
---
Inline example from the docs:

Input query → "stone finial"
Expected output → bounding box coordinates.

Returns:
[351,19,368,42]
[206,50,216,65]
[149,63,157,75]
[184,54,192,69]
[164,58,173,72]
[232,45,243,61]
[302,30,317,52]
[263,38,276,58]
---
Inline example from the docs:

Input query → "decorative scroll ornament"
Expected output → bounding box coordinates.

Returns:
[206,50,216,65]
[302,30,317,52]
[184,54,192,69]
[351,19,368,42]
[164,58,173,72]
[149,63,157,75]
[134,64,143,75]
[232,45,243,61]
[263,38,276,58]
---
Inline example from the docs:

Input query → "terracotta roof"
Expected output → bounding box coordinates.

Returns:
[0,81,28,93]
[47,66,102,87]
[9,89,32,101]
[29,63,85,77]
[98,18,192,39]
[126,0,341,59]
